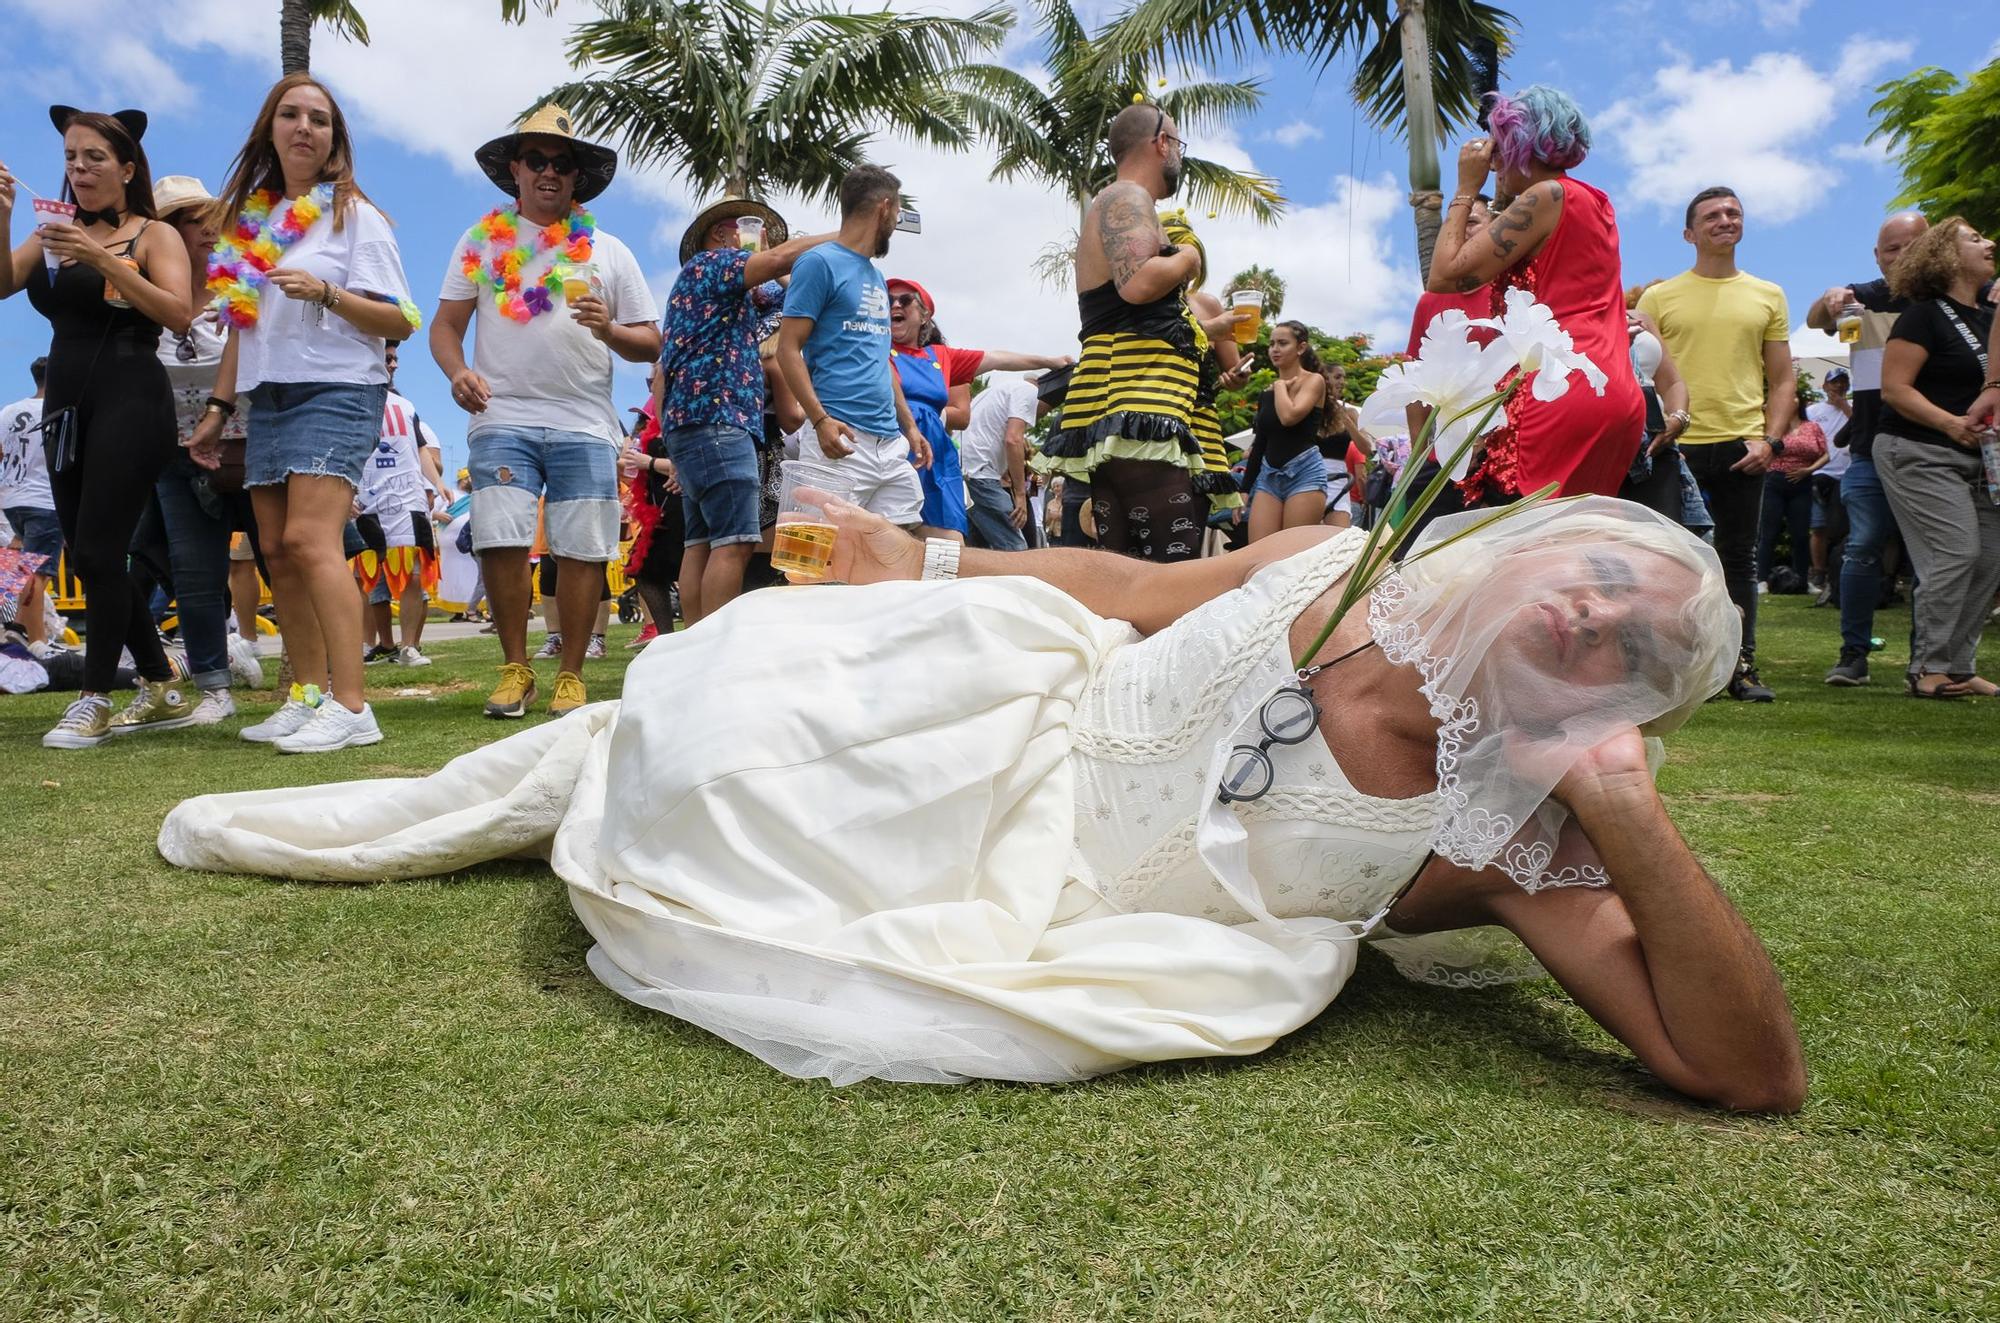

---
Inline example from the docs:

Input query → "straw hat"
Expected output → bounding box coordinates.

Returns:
[474,102,617,205]
[153,175,216,220]
[679,195,789,265]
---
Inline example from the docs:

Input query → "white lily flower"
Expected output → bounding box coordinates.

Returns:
[1359,309,1515,479]
[1473,287,1609,403]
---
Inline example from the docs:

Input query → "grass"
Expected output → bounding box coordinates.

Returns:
[2,596,1996,1321]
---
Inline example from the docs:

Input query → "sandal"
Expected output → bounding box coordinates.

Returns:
[1947,673,2000,697]
[1907,673,1973,699]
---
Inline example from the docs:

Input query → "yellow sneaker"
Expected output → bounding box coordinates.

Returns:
[108,677,198,736]
[484,663,538,719]
[43,695,113,749]
[548,669,587,717]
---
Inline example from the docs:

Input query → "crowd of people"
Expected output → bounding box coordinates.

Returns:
[13,68,1991,1103]
[3,80,1996,756]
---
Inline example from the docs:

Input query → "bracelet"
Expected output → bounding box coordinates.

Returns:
[1446,194,1476,209]
[204,395,237,419]
[920,537,961,581]
[1667,410,1691,428]
[810,413,829,428]
[1764,435,1785,456]
[320,282,342,310]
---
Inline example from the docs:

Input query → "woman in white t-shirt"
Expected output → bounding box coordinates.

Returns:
[187,74,420,754]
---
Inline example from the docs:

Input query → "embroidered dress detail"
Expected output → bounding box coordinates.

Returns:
[207,184,335,328]
[459,205,596,322]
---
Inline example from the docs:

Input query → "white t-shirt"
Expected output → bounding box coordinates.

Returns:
[1807,401,1851,480]
[439,224,657,444]
[159,310,247,441]
[234,199,415,393]
[960,378,1038,482]
[361,392,440,519]
[0,395,50,511]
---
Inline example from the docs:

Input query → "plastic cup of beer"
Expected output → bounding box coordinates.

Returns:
[560,260,598,304]
[736,215,765,253]
[1836,301,1862,344]
[1229,288,1266,345]
[32,199,76,276]
[772,459,840,581]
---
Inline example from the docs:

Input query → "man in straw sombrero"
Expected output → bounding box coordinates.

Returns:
[655,195,836,623]
[429,102,661,719]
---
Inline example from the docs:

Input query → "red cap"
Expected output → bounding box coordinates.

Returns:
[885,277,935,314]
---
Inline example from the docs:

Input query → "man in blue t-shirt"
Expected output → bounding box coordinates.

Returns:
[657,199,838,622]
[776,165,932,527]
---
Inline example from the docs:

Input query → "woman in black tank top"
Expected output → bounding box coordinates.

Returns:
[1315,361,1376,528]
[1,106,192,748]
[1241,320,1328,542]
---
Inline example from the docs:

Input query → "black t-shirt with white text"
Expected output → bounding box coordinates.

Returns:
[1878,295,1994,449]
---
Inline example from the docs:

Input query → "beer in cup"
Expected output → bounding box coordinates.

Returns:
[32,199,76,277]
[1229,289,1265,346]
[736,216,765,253]
[104,256,139,308]
[559,261,598,304]
[1837,300,1863,345]
[772,459,840,580]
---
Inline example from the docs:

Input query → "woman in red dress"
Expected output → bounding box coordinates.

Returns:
[1425,85,1645,503]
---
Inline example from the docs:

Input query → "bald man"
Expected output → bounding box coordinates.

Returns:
[1808,213,1927,687]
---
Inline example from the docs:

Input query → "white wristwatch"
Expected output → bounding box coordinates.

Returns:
[920,537,961,581]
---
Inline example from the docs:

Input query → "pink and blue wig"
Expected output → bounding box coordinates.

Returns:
[1486,85,1592,176]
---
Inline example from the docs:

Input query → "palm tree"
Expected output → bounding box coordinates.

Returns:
[1225,263,1286,317]
[1103,0,1516,278]
[538,0,1016,207]
[944,0,1283,225]
[280,0,560,76]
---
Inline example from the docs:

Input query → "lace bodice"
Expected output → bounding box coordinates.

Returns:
[1066,530,1547,988]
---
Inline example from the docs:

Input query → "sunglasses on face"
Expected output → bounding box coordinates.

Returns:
[517,150,579,176]
[890,293,923,309]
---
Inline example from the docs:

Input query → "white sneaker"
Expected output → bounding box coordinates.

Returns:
[227,633,264,687]
[275,699,382,754]
[534,633,563,659]
[186,688,238,725]
[586,633,607,660]
[396,645,432,667]
[42,695,112,749]
[241,685,322,743]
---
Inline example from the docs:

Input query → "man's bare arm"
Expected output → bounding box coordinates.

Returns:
[1094,183,1198,304]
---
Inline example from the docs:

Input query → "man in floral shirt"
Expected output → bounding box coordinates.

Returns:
[658,198,836,622]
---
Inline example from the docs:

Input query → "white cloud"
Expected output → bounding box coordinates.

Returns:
[1268,120,1324,148]
[1754,0,1811,29]
[1597,36,1915,225]
[1830,139,1893,168]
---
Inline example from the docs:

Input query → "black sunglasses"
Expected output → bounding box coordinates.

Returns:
[517,149,579,176]
[1152,106,1185,152]
[890,293,922,309]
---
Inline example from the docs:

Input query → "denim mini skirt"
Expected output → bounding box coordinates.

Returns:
[244,380,388,490]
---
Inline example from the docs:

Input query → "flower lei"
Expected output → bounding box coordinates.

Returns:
[207,183,335,329]
[459,204,595,322]
[206,184,423,333]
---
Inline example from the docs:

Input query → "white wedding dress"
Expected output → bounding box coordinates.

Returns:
[159,530,1542,1084]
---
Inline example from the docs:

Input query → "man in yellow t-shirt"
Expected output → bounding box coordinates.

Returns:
[1638,186,1796,703]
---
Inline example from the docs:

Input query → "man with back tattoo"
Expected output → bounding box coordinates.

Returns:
[1040,104,1211,562]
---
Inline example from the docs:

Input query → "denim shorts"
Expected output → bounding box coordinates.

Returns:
[1253,447,1329,501]
[244,381,387,491]
[4,505,62,573]
[663,422,761,548]
[469,426,620,561]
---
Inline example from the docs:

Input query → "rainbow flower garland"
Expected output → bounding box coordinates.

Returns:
[206,183,423,334]
[460,204,595,322]
[206,184,334,329]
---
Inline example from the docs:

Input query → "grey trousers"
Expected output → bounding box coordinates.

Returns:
[1874,431,2000,676]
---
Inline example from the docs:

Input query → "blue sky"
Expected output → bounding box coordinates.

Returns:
[1,0,1994,476]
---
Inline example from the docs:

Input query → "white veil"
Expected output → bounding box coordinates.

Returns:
[1366,496,1740,891]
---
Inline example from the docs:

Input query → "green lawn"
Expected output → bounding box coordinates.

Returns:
[2,596,1995,1321]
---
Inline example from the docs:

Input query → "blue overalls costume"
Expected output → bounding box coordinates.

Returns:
[892,345,967,535]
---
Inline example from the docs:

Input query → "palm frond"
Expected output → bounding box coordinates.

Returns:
[1178,156,1286,222]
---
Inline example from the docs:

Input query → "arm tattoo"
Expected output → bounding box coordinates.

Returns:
[1098,184,1164,292]
[1487,188,1541,260]
[1454,273,1487,293]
